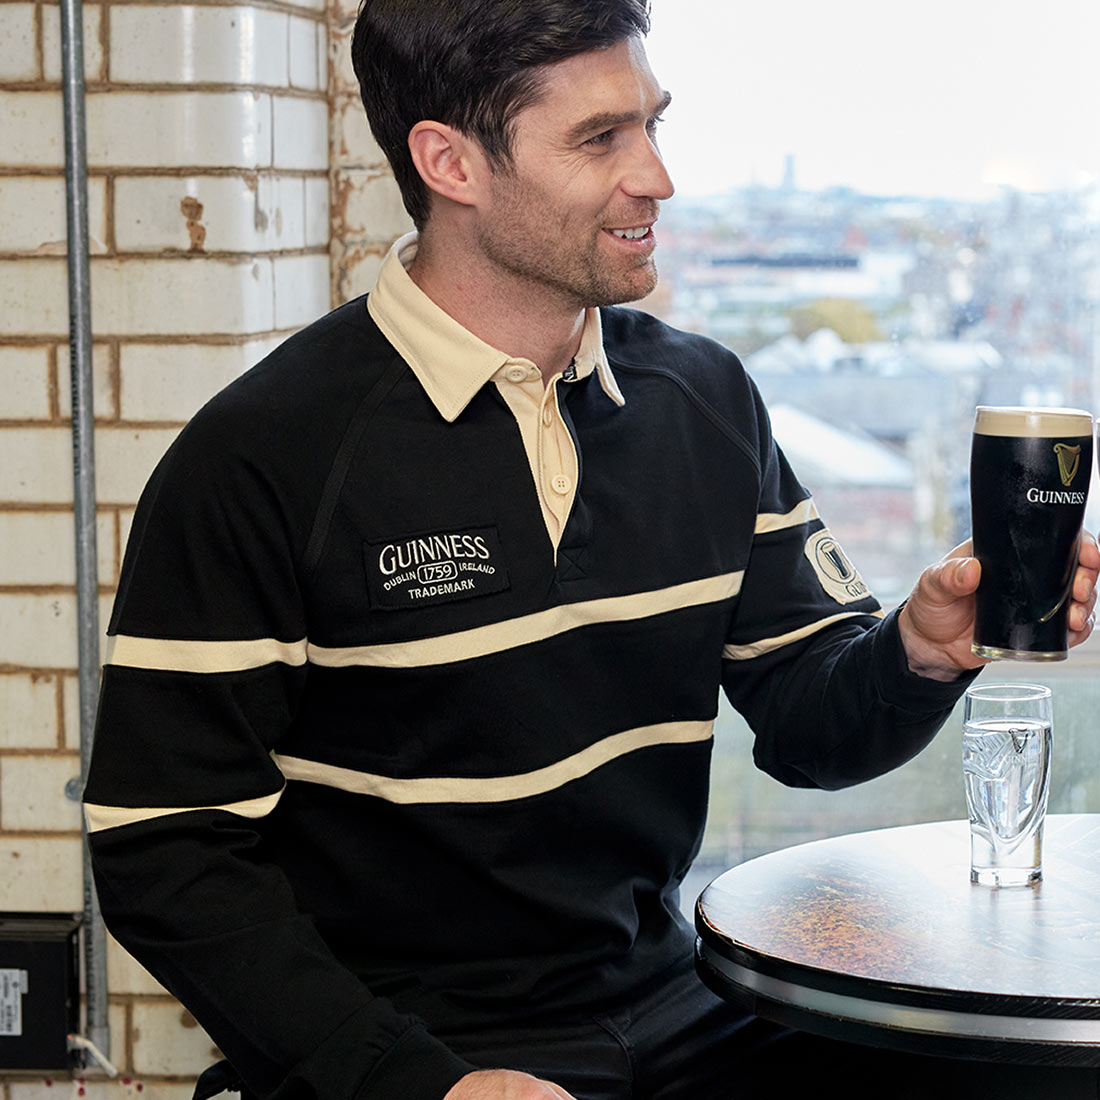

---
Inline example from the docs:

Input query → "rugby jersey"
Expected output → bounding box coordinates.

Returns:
[84,255,971,1099]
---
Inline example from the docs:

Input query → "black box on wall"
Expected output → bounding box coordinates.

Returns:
[0,913,81,1071]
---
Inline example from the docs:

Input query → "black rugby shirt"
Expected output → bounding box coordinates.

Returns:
[85,237,971,1100]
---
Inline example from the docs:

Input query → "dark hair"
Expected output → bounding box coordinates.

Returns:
[352,0,652,230]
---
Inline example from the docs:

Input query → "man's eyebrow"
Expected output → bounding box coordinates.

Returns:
[565,90,672,143]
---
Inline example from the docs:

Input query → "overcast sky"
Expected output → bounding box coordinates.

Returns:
[645,0,1100,198]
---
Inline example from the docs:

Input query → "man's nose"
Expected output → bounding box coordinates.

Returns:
[622,136,675,201]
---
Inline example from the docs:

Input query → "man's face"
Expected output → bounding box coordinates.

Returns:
[474,37,675,312]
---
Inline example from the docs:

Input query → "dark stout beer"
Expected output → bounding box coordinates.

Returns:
[971,406,1093,660]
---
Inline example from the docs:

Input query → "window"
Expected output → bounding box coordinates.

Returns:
[643,0,1100,890]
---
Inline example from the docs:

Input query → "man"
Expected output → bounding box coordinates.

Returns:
[84,2,1098,1099]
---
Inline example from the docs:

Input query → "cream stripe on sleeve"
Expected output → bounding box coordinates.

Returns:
[83,787,285,834]
[754,498,819,534]
[106,635,308,674]
[723,609,886,661]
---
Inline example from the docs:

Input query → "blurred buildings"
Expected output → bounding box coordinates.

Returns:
[648,177,1100,606]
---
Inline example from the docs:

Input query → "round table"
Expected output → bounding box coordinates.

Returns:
[695,814,1100,1065]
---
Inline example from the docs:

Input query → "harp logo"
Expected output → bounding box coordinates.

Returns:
[805,530,871,605]
[1054,443,1081,488]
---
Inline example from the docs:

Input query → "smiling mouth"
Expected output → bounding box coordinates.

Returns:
[608,226,653,241]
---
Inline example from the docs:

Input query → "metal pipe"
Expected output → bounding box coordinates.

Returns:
[59,0,110,1062]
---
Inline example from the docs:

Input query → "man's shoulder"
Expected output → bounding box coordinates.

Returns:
[601,305,745,374]
[600,305,755,408]
[181,296,400,439]
[217,296,396,409]
[159,296,404,486]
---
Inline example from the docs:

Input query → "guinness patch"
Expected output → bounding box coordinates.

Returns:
[365,525,510,610]
[804,529,872,605]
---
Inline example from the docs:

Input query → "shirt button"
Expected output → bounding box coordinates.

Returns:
[542,406,554,426]
[551,474,572,495]
[505,365,528,383]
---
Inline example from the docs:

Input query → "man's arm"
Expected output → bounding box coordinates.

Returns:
[85,402,477,1100]
[897,535,1099,680]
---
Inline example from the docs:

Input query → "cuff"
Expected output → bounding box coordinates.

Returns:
[872,605,981,715]
[356,1022,478,1100]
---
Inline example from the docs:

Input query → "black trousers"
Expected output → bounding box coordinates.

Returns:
[442,954,1100,1100]
[197,954,1100,1099]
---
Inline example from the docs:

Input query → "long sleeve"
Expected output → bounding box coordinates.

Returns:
[721,390,975,790]
[84,336,476,1100]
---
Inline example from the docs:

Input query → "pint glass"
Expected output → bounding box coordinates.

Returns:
[970,406,1092,661]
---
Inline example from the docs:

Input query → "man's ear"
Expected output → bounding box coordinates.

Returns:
[407,121,487,208]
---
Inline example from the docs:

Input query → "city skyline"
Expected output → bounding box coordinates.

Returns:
[646,0,1100,200]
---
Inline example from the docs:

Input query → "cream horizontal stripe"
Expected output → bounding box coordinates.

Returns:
[107,634,309,673]
[754,498,819,534]
[723,609,886,661]
[83,788,285,834]
[309,572,743,670]
[275,720,714,805]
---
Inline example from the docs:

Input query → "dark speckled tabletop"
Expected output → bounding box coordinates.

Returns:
[696,814,1100,1065]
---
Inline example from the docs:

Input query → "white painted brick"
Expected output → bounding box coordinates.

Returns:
[329,24,358,99]
[332,94,387,168]
[0,176,109,255]
[1,345,52,419]
[0,753,82,831]
[110,6,288,87]
[0,511,116,586]
[0,258,69,337]
[56,341,116,421]
[0,427,73,503]
[338,169,412,244]
[114,174,308,254]
[42,3,105,83]
[62,673,80,751]
[0,91,63,170]
[95,427,181,504]
[118,339,276,422]
[130,1001,222,1077]
[87,92,272,170]
[108,934,170,997]
[289,15,319,89]
[0,593,78,667]
[0,835,83,909]
[273,252,329,329]
[272,95,329,170]
[335,248,385,303]
[305,176,330,247]
[0,595,109,675]
[0,673,60,750]
[329,0,363,25]
[269,174,308,249]
[0,3,38,81]
[317,22,329,93]
[90,257,275,337]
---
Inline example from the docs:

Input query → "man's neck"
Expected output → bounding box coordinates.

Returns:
[407,231,587,384]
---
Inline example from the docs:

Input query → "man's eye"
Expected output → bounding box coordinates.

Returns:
[646,115,665,138]
[586,129,615,147]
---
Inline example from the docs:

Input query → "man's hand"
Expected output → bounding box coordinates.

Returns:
[443,1069,578,1099]
[897,532,1099,681]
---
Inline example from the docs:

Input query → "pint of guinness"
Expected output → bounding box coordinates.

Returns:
[971,406,1093,660]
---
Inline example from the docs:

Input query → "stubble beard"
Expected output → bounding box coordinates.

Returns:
[478,174,660,311]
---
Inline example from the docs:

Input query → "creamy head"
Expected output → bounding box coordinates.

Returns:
[974,406,1093,438]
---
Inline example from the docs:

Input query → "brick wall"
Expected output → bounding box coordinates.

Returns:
[0,0,410,1093]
